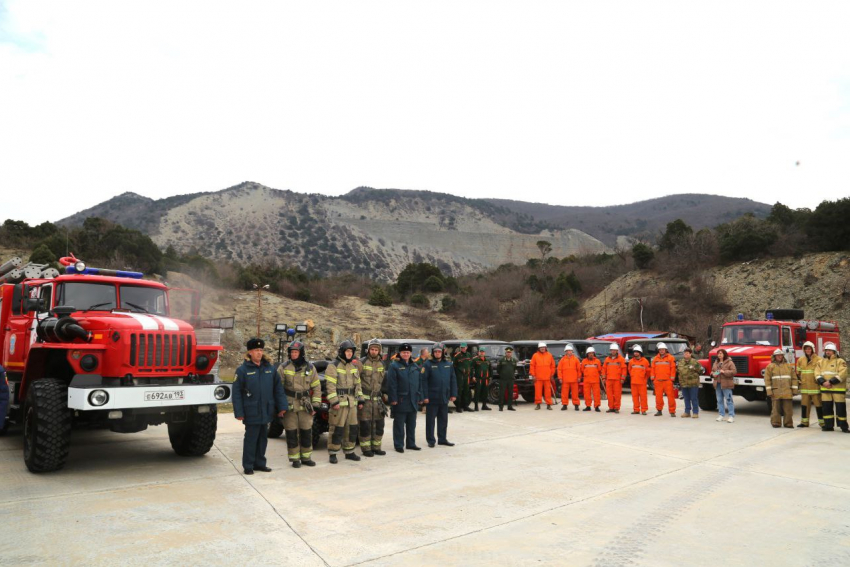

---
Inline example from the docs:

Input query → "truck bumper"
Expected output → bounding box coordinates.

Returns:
[700,375,765,387]
[67,375,232,411]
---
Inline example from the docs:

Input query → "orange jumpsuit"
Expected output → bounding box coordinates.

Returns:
[581,357,602,408]
[628,356,651,413]
[558,354,582,406]
[651,353,677,413]
[530,351,556,405]
[602,354,627,411]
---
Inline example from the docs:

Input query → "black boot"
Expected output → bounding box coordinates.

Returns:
[330,454,338,464]
[345,453,361,461]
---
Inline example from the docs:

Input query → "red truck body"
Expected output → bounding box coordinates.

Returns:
[0,263,231,472]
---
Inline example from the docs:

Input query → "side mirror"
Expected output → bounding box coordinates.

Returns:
[25,298,45,313]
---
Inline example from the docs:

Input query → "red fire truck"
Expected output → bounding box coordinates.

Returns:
[0,255,231,472]
[698,309,840,411]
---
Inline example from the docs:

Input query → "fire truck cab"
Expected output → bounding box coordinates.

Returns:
[698,309,840,412]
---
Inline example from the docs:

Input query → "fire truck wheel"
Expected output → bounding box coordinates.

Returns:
[168,405,217,456]
[698,385,718,411]
[268,417,284,438]
[23,378,71,473]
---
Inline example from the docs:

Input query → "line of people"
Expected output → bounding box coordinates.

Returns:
[230,337,847,475]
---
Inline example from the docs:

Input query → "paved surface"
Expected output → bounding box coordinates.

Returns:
[1,396,849,566]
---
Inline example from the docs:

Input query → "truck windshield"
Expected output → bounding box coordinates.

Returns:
[119,286,167,315]
[721,325,779,346]
[55,282,117,311]
[475,344,508,358]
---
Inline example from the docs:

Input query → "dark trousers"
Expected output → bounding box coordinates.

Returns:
[426,402,449,444]
[392,410,417,449]
[242,423,269,471]
[499,379,514,409]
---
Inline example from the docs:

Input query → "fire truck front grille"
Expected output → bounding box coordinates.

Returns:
[129,332,193,371]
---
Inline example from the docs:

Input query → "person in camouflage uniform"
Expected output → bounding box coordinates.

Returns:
[496,346,518,411]
[325,339,364,463]
[358,339,388,457]
[453,343,474,413]
[677,347,702,418]
[471,349,492,411]
[796,341,823,428]
[277,341,321,468]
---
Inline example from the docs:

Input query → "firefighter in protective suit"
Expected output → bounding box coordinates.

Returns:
[277,341,321,468]
[796,341,823,427]
[765,349,799,428]
[359,339,388,457]
[816,343,848,433]
[325,339,365,463]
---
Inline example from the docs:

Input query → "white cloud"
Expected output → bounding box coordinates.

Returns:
[1,0,849,226]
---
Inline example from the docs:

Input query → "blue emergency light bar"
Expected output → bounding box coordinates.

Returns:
[64,265,144,279]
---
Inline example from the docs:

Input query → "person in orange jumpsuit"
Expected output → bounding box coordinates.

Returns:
[558,344,582,411]
[530,342,556,410]
[627,345,650,415]
[581,347,602,412]
[651,342,677,417]
[602,343,627,413]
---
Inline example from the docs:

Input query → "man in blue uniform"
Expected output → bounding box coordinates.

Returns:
[423,343,457,448]
[232,338,288,475]
[387,343,425,453]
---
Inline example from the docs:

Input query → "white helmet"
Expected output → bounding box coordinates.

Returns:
[632,345,643,353]
[610,343,619,350]
[586,347,596,354]
[772,349,784,357]
[538,342,547,349]
[657,342,668,351]
[802,341,815,350]
[824,342,838,354]
[564,344,574,353]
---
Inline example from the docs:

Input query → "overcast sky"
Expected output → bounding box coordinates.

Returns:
[1,1,848,226]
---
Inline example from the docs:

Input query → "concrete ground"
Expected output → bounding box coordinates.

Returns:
[1,395,849,566]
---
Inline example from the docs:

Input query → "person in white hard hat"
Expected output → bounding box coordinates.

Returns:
[815,342,848,432]
[764,349,799,428]
[530,342,555,409]
[558,344,582,410]
[796,341,823,427]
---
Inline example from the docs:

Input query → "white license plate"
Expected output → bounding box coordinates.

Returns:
[144,390,185,402]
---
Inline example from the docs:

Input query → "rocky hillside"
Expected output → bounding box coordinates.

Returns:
[486,194,772,246]
[582,252,850,344]
[59,182,608,280]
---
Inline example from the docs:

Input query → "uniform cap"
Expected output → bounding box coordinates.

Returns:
[246,338,264,350]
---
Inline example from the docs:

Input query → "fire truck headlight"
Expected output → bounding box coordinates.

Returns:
[89,390,109,407]
[214,385,230,400]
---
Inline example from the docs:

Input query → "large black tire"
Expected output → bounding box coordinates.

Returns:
[698,385,718,411]
[487,382,501,404]
[268,417,284,438]
[23,378,71,473]
[168,405,217,456]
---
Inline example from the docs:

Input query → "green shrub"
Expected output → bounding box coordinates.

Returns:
[368,286,393,307]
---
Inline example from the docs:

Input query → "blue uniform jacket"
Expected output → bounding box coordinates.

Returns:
[232,356,288,425]
[423,358,458,405]
[387,358,425,413]
[0,365,9,424]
